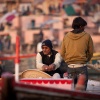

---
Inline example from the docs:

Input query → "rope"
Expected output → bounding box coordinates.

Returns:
[87,64,100,73]
[0,54,36,60]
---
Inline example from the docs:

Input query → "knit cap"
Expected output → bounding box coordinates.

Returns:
[42,39,53,49]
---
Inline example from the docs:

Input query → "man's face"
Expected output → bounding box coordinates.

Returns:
[42,46,51,55]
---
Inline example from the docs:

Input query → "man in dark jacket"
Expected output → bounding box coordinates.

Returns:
[36,39,63,78]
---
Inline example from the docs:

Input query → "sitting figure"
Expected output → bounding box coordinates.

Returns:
[36,39,63,78]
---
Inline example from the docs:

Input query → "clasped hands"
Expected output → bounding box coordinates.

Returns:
[42,64,55,71]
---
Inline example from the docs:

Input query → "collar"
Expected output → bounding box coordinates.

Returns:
[47,53,52,57]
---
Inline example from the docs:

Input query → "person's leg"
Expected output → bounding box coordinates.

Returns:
[83,66,88,90]
[75,74,86,91]
[67,67,77,88]
[75,66,88,90]
[52,73,61,78]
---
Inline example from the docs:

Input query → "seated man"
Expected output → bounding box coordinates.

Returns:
[36,39,63,78]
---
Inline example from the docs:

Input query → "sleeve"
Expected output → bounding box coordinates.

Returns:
[53,53,63,70]
[60,37,66,61]
[87,36,94,61]
[36,53,45,70]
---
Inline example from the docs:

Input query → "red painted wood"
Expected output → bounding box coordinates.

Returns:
[0,54,36,60]
[20,79,73,84]
[15,81,100,99]
[15,36,20,63]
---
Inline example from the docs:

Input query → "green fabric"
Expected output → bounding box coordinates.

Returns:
[64,5,76,16]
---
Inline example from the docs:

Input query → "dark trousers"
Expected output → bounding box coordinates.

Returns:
[45,68,63,77]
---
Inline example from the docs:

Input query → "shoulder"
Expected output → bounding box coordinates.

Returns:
[36,52,43,57]
[37,52,41,56]
[63,32,71,41]
[39,51,43,55]
[84,32,92,39]
[84,31,91,36]
[52,50,61,57]
[52,50,58,54]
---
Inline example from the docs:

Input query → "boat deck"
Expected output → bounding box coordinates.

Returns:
[87,80,100,94]
[20,78,100,94]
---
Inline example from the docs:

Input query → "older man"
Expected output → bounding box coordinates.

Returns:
[36,39,63,78]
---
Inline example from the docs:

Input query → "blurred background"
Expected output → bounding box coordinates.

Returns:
[0,0,100,79]
[0,0,100,53]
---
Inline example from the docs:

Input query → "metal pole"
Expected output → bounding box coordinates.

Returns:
[15,35,20,82]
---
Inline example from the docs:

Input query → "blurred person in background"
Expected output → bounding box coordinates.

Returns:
[60,17,94,90]
[36,29,44,53]
[0,36,3,52]
[0,23,4,31]
[3,34,11,51]
[0,36,3,77]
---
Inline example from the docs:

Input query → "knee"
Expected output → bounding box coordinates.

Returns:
[52,73,61,78]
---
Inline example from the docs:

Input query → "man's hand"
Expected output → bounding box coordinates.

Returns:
[42,64,56,71]
[48,64,55,71]
[42,65,49,71]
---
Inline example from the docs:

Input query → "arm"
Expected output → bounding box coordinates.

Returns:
[60,38,66,60]
[36,53,45,70]
[36,53,49,71]
[87,36,94,61]
[52,53,62,70]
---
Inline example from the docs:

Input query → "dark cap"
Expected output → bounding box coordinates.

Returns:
[42,39,53,49]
